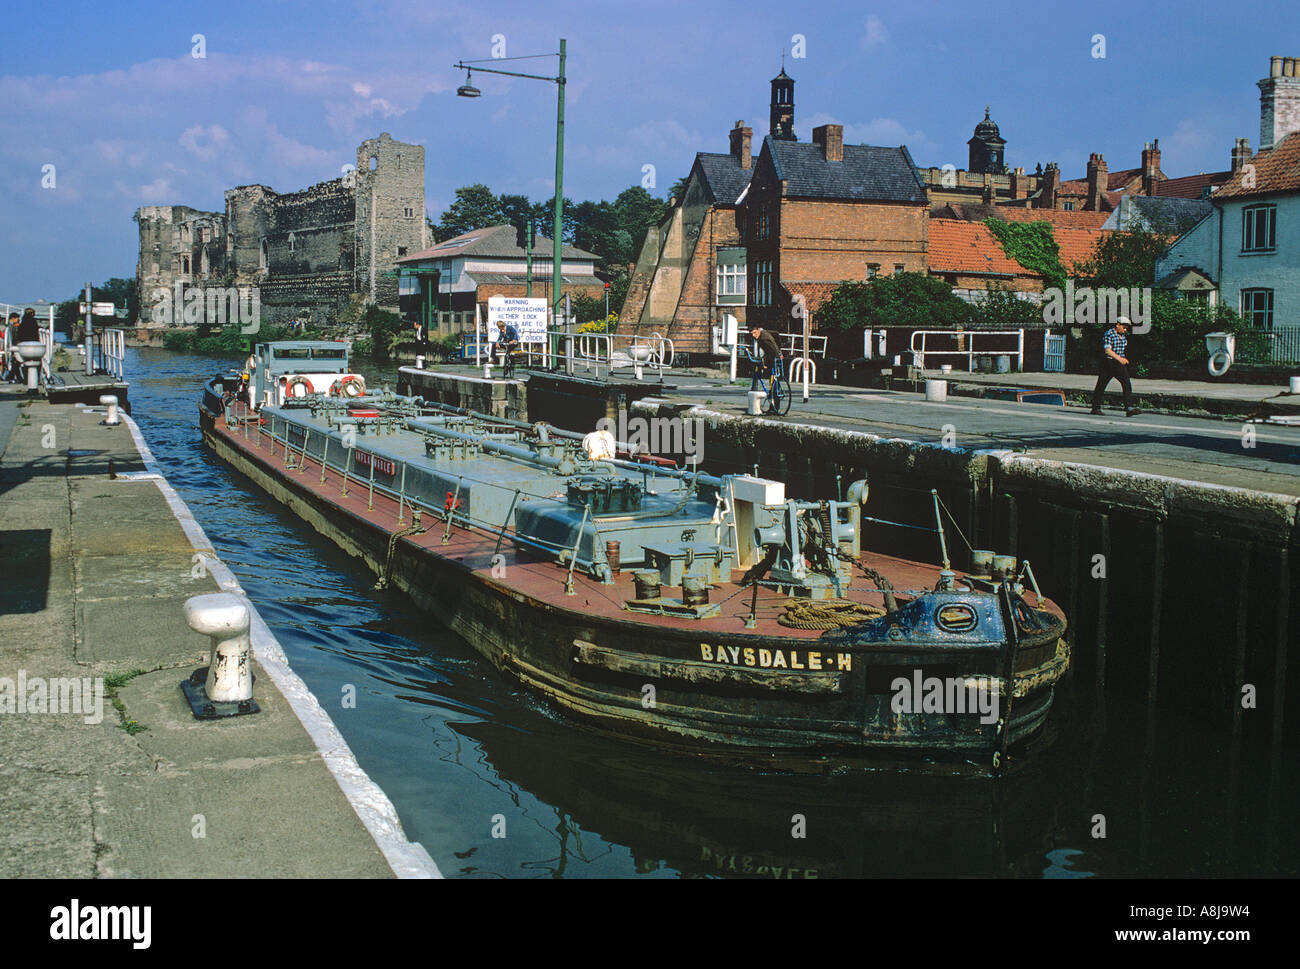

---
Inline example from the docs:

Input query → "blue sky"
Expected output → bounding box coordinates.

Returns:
[1,0,1294,300]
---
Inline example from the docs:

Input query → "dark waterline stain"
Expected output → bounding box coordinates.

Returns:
[124,348,1299,877]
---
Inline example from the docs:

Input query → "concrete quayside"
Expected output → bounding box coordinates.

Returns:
[0,382,439,878]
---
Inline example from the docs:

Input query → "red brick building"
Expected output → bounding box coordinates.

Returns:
[744,124,929,333]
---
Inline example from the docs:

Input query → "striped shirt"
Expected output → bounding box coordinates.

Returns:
[1102,328,1127,358]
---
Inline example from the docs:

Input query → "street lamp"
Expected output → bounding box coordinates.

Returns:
[454,40,567,333]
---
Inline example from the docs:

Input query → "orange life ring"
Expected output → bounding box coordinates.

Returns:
[285,375,312,398]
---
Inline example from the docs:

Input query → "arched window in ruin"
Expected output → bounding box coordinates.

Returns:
[260,238,268,270]
[369,155,378,171]
[288,231,295,253]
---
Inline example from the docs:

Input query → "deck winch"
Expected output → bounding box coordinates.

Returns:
[751,486,867,600]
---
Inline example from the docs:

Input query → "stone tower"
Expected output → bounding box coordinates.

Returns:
[967,106,1007,175]
[355,133,428,305]
[1259,55,1300,151]
[770,69,797,141]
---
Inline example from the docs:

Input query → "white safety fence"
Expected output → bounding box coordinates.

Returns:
[910,329,1025,372]
[572,331,674,379]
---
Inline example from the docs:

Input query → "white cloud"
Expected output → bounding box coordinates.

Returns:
[804,111,930,152]
[861,15,888,50]
[179,124,230,161]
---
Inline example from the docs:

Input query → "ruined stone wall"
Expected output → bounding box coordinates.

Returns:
[134,204,228,324]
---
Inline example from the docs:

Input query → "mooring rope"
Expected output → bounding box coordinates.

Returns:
[375,520,428,590]
[777,598,886,629]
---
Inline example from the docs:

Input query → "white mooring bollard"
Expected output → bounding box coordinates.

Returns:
[747,390,767,415]
[180,593,260,718]
[925,379,948,402]
[99,394,120,426]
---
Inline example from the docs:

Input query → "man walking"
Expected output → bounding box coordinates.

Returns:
[1090,315,1139,416]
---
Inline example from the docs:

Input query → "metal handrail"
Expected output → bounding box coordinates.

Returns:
[909,329,1025,372]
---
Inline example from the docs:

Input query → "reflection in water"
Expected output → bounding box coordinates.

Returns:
[128,349,1299,878]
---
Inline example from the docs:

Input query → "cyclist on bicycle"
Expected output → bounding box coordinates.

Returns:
[748,325,783,391]
[495,320,521,369]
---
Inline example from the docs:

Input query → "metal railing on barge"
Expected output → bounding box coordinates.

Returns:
[232,394,721,594]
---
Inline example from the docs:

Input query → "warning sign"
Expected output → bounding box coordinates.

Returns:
[487,296,547,344]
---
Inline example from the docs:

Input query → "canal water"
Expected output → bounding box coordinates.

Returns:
[127,348,1299,878]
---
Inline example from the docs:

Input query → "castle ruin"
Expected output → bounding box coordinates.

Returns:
[134,133,426,329]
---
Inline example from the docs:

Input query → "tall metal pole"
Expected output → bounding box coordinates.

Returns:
[552,38,566,325]
[84,282,93,375]
[526,218,533,298]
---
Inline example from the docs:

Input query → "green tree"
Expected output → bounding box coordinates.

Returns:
[432,184,504,241]
[970,285,1041,330]
[815,273,974,332]
[1072,228,1176,288]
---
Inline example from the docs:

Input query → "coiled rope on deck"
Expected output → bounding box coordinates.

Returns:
[777,599,887,629]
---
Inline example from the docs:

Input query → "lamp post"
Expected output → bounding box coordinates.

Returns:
[455,40,566,333]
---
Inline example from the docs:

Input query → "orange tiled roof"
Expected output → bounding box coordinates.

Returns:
[929,218,1107,276]
[1212,133,1300,199]
[1151,171,1231,198]
[939,203,1111,229]
[782,281,842,318]
[928,219,1035,276]
[1054,226,1108,271]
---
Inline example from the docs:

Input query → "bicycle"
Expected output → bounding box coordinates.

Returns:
[741,346,792,416]
[499,342,522,379]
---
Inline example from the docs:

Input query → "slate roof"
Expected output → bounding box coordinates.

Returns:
[763,136,927,203]
[694,152,754,205]
[1213,133,1300,200]
[1101,195,1213,234]
[397,224,598,264]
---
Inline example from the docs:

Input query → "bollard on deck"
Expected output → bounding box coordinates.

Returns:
[99,394,121,426]
[180,593,260,719]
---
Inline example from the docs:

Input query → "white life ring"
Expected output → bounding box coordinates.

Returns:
[1208,350,1232,377]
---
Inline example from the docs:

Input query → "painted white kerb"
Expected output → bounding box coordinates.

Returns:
[120,411,442,879]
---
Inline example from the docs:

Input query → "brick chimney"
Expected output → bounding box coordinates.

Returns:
[812,124,844,162]
[1232,137,1252,173]
[1259,54,1300,151]
[1086,153,1107,210]
[729,120,752,169]
[1037,163,1059,209]
[1140,139,1161,195]
[1010,166,1028,200]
